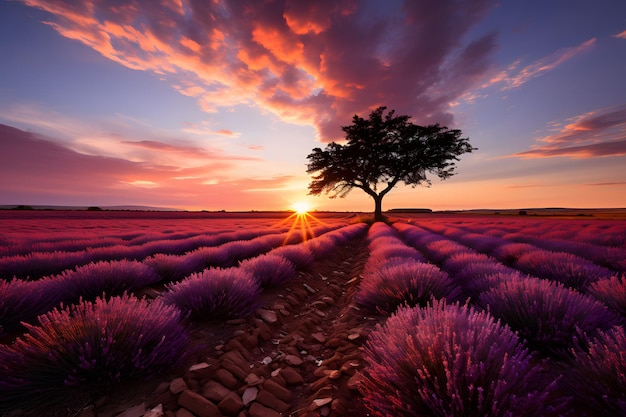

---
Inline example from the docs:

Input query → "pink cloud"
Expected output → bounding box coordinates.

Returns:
[468,38,596,98]
[121,140,253,160]
[21,0,496,141]
[0,123,287,209]
[510,104,626,159]
[614,29,626,39]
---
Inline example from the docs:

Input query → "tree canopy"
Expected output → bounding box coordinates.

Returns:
[306,106,476,220]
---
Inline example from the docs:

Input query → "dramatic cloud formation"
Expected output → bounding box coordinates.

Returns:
[511,104,626,159]
[22,0,496,140]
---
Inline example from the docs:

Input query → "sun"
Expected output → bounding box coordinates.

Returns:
[291,201,312,214]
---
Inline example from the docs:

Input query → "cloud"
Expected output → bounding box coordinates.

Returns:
[509,104,626,159]
[615,29,626,39]
[461,38,596,102]
[586,181,626,186]
[21,0,497,140]
[499,38,595,90]
[0,123,306,209]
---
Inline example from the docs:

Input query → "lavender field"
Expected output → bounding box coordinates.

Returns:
[1,210,625,417]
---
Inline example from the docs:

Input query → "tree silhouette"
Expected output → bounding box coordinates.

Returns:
[306,106,475,221]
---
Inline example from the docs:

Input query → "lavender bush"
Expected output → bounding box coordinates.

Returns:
[588,275,626,317]
[0,277,63,334]
[163,267,261,320]
[143,253,203,282]
[0,294,188,413]
[491,242,537,265]
[269,244,315,269]
[480,277,621,356]
[515,250,614,290]
[304,235,336,258]
[58,260,161,302]
[239,254,296,287]
[563,326,626,416]
[0,250,89,280]
[356,262,460,314]
[362,301,567,417]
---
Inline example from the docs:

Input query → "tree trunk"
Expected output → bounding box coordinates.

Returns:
[373,194,384,222]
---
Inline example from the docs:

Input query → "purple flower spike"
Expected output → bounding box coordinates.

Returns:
[163,267,261,320]
[362,300,568,417]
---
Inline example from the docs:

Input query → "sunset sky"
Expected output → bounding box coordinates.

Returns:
[1,0,625,212]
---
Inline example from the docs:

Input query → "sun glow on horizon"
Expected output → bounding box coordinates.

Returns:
[291,201,313,214]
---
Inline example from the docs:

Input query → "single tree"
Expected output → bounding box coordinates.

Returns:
[306,106,475,221]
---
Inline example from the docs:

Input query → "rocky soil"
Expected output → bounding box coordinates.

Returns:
[65,234,374,417]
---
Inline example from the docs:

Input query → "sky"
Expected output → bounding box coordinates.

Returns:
[1,0,625,212]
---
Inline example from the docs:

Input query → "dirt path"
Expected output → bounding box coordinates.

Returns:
[80,234,372,417]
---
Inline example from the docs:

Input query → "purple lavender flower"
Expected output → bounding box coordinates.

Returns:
[0,294,188,413]
[239,254,296,287]
[163,267,261,320]
[480,277,621,356]
[564,326,626,416]
[362,301,567,416]
[356,262,460,314]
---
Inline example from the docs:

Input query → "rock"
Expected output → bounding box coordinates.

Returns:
[225,339,253,360]
[187,361,216,380]
[312,397,333,408]
[309,376,330,393]
[242,387,258,406]
[284,354,303,366]
[303,283,316,293]
[331,398,347,415]
[178,390,223,417]
[257,308,278,324]
[245,372,265,386]
[347,333,360,341]
[279,367,304,385]
[117,403,146,417]
[188,362,211,373]
[346,374,363,391]
[214,368,239,390]
[311,332,326,343]
[202,380,231,403]
[221,358,249,381]
[154,382,170,395]
[328,370,342,380]
[249,402,281,417]
[142,404,164,417]
[256,390,290,413]
[226,318,246,325]
[262,379,291,402]
[321,296,334,305]
[175,409,195,417]
[217,391,243,416]
[169,378,188,395]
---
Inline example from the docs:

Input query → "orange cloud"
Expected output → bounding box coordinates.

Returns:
[509,104,626,159]
[614,29,626,39]
[22,0,496,141]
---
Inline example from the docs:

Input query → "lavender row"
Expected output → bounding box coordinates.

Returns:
[2,228,304,331]
[358,224,564,415]
[355,222,459,315]
[162,223,368,321]
[0,223,361,335]
[411,222,618,292]
[0,223,368,413]
[393,222,521,299]
[0,224,311,280]
[361,222,626,415]
[439,220,626,274]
